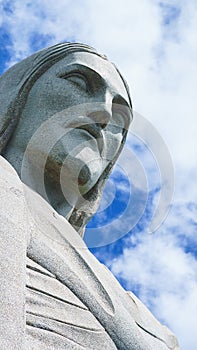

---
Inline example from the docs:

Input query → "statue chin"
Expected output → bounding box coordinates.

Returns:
[77,158,104,194]
[44,151,103,204]
[62,141,104,195]
[60,154,104,195]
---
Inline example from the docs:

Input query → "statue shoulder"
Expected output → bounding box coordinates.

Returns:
[0,155,21,183]
[0,156,27,349]
[0,155,26,222]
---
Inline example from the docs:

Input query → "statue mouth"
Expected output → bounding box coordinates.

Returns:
[66,118,105,155]
[75,124,104,155]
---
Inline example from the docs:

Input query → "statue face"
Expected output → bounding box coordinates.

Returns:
[4,52,132,217]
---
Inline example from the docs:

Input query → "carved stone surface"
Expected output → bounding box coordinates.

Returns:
[0,43,180,349]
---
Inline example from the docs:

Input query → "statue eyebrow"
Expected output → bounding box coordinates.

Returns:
[57,64,104,81]
[57,64,105,93]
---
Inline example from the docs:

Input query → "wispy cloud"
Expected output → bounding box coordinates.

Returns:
[0,0,89,66]
[109,213,197,350]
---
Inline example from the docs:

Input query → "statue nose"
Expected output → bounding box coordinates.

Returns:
[88,103,112,129]
[88,110,111,129]
[88,92,112,128]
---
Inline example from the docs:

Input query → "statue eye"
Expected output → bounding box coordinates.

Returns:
[112,97,132,132]
[61,73,89,92]
[112,104,131,133]
[112,111,126,130]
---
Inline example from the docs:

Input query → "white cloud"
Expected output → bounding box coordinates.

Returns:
[110,228,197,350]
[1,0,89,65]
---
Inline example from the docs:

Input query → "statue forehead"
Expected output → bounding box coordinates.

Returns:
[43,51,130,105]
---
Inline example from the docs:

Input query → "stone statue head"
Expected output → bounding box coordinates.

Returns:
[0,43,132,235]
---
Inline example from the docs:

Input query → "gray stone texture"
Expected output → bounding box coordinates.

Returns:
[0,43,180,349]
[0,156,180,349]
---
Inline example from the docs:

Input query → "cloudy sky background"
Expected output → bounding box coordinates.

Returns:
[0,1,197,349]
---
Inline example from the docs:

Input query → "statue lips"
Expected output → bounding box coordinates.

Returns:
[76,124,104,155]
[67,118,105,156]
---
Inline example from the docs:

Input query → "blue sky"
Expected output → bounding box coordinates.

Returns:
[0,1,197,349]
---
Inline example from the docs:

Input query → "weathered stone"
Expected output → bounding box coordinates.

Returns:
[0,43,180,349]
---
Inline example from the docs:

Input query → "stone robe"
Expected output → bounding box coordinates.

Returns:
[0,156,179,350]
